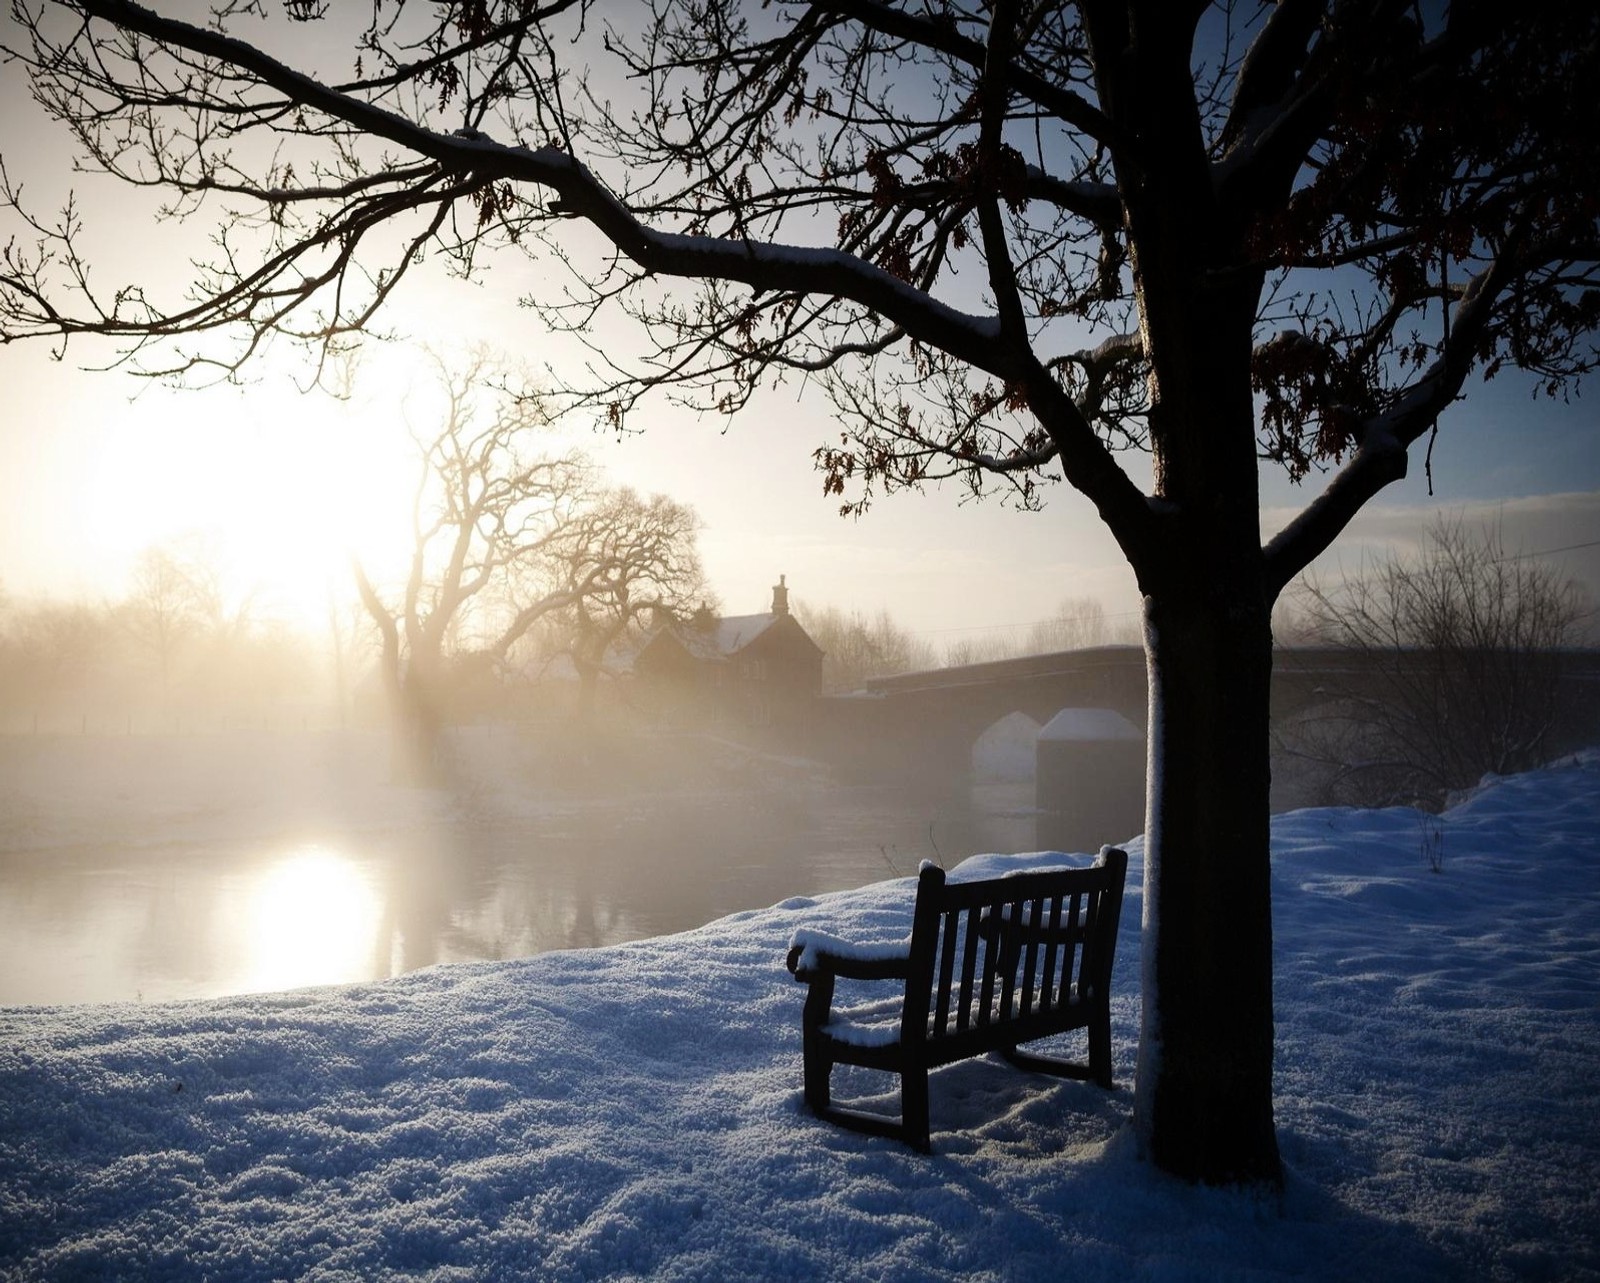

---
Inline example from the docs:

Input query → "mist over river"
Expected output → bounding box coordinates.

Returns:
[0,729,1042,1005]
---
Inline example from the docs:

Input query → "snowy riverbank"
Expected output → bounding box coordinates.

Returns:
[2,752,1598,1281]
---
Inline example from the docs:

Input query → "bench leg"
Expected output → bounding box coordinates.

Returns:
[1088,1013,1113,1089]
[901,1066,931,1154]
[801,977,834,1113]
[803,1041,833,1113]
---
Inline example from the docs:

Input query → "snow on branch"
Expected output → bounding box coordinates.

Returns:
[18,0,1022,381]
[1260,222,1594,596]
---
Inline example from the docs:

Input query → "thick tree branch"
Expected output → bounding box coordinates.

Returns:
[1217,0,1324,155]
[1217,0,1423,219]
[1261,227,1543,597]
[40,1,1020,381]
[976,0,1028,343]
[806,0,1121,147]
[1022,165,1121,232]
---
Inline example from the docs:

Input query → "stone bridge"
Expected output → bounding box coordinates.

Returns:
[808,644,1600,785]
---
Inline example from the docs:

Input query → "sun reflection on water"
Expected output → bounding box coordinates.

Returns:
[235,845,383,996]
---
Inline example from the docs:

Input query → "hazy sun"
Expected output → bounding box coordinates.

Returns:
[80,352,423,633]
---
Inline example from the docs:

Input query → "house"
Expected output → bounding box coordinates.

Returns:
[634,576,824,728]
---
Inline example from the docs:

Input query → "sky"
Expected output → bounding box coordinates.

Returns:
[2,745,1598,1279]
[1,9,1597,649]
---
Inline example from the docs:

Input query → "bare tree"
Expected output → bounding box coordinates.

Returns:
[122,539,236,694]
[0,574,325,731]
[547,487,709,721]
[351,353,594,780]
[944,631,1026,668]
[1283,519,1591,809]
[794,602,938,692]
[0,596,119,723]
[325,592,375,730]
[939,598,1130,668]
[5,1,1599,1183]
[1026,596,1135,653]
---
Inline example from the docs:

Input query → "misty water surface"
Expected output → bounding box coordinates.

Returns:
[0,730,1040,1005]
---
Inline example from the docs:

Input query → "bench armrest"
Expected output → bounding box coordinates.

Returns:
[786,928,913,982]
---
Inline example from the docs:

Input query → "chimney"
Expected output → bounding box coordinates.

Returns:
[771,574,789,616]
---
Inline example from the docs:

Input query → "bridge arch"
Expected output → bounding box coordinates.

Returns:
[971,711,1042,781]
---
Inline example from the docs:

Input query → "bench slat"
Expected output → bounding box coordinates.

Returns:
[1067,891,1085,1006]
[1040,892,1064,1014]
[935,867,1098,908]
[924,1003,1096,1067]
[976,891,1004,1027]
[934,908,958,1037]
[956,903,980,1034]
[998,896,1021,1022]
[1018,898,1040,1018]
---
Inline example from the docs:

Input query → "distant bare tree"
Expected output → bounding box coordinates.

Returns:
[0,577,329,731]
[353,353,594,780]
[943,632,1022,669]
[0,597,119,720]
[548,488,708,721]
[325,594,376,730]
[1283,519,1590,808]
[1027,597,1109,653]
[941,597,1131,667]
[1025,595,1141,652]
[122,540,232,693]
[794,603,938,693]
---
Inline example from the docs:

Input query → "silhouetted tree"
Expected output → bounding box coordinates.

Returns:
[943,632,1022,668]
[559,489,708,722]
[1029,597,1115,653]
[5,1,1599,1184]
[123,540,233,695]
[794,602,938,692]
[351,352,594,780]
[941,597,1131,667]
[1282,519,1591,809]
[0,597,118,722]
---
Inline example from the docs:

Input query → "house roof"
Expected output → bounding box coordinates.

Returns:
[669,612,780,662]
[712,613,783,655]
[644,608,834,663]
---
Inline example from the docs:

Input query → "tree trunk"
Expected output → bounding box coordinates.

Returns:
[395,685,443,785]
[575,658,599,725]
[1106,82,1282,1171]
[1135,582,1281,1185]
[391,655,444,786]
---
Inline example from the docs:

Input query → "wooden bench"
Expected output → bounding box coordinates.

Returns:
[786,847,1128,1152]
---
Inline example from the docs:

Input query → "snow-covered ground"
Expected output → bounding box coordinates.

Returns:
[2,752,1597,1281]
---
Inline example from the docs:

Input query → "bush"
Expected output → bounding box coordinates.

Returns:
[1280,518,1591,809]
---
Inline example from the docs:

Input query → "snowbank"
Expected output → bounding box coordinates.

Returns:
[2,754,1598,1281]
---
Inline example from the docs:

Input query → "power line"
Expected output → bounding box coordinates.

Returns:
[913,604,1145,639]
[1499,538,1600,561]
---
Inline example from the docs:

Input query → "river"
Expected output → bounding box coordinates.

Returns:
[0,729,1049,1006]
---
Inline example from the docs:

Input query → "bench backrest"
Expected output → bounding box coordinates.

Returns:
[901,849,1128,1059]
